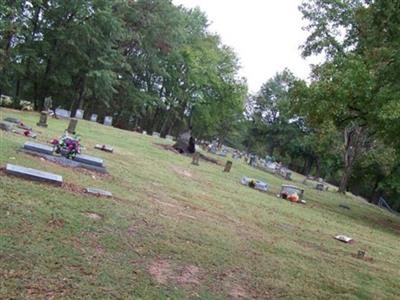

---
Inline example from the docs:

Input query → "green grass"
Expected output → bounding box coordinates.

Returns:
[1,108,400,299]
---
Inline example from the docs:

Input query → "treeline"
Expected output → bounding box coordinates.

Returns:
[237,0,400,211]
[0,0,246,140]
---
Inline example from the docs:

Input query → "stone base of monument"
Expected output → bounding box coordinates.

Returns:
[85,187,112,197]
[22,148,107,173]
[5,163,63,186]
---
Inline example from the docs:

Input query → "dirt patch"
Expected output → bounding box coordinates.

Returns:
[154,143,180,154]
[148,259,205,288]
[47,218,65,228]
[172,166,193,178]
[83,211,103,220]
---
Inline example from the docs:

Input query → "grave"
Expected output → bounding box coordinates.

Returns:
[0,121,12,131]
[90,114,98,122]
[279,185,304,200]
[224,161,233,172]
[166,135,174,141]
[142,130,147,135]
[85,187,112,197]
[14,128,37,138]
[240,176,268,192]
[75,109,84,119]
[5,163,63,186]
[37,111,48,127]
[316,183,325,191]
[74,154,104,167]
[152,132,160,138]
[104,116,113,126]
[95,144,113,153]
[4,117,20,124]
[24,141,54,155]
[67,118,78,134]
[55,108,71,119]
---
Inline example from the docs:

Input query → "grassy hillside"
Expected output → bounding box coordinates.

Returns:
[1,108,399,299]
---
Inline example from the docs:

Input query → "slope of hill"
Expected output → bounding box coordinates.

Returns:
[1,108,399,299]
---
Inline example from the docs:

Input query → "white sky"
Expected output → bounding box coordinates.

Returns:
[173,0,320,93]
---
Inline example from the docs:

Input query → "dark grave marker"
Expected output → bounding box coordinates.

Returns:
[5,163,63,186]
[67,118,78,134]
[85,187,112,197]
[37,111,48,127]
[316,183,325,191]
[24,141,54,155]
[224,161,233,172]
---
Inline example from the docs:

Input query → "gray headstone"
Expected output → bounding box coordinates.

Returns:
[152,132,160,138]
[74,154,104,167]
[166,135,174,140]
[103,116,112,126]
[75,109,84,119]
[142,130,147,135]
[37,111,48,127]
[90,114,98,122]
[23,141,54,155]
[55,108,71,119]
[316,183,325,191]
[4,117,20,124]
[5,163,63,186]
[0,121,13,131]
[85,187,112,197]
[95,144,113,153]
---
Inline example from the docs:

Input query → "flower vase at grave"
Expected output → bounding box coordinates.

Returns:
[67,118,78,134]
[224,161,233,172]
[37,111,48,127]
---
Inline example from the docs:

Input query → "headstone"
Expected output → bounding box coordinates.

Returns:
[339,204,351,210]
[74,154,104,167]
[316,183,325,191]
[191,152,200,166]
[103,116,112,126]
[17,122,32,131]
[166,135,174,140]
[142,130,147,135]
[224,161,233,172]
[14,128,37,139]
[75,109,84,119]
[36,111,48,127]
[23,141,54,155]
[240,176,268,192]
[90,114,98,122]
[357,250,366,259]
[334,235,353,243]
[0,121,12,131]
[4,117,20,124]
[152,132,160,138]
[5,163,63,186]
[67,118,78,134]
[55,108,71,119]
[95,144,113,153]
[85,187,112,197]
[285,171,292,181]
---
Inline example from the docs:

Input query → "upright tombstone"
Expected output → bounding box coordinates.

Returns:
[90,114,98,122]
[224,161,233,173]
[192,152,200,166]
[67,118,78,134]
[44,96,53,112]
[152,132,160,138]
[104,116,113,126]
[166,135,174,141]
[55,108,71,119]
[75,109,84,119]
[37,111,48,127]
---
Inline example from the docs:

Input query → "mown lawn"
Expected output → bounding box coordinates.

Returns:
[1,108,399,299]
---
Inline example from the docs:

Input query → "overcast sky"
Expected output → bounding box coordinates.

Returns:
[173,0,320,93]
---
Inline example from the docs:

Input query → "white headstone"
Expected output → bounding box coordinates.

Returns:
[55,108,71,119]
[104,116,112,126]
[90,114,98,122]
[75,109,84,119]
[152,132,160,138]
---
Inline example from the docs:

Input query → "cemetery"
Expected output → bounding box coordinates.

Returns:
[1,109,400,299]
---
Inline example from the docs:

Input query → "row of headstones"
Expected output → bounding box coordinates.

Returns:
[54,108,113,126]
[142,130,174,141]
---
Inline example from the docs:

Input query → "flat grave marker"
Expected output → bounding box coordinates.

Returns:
[95,144,113,153]
[85,187,112,197]
[0,121,13,131]
[75,154,104,167]
[4,117,20,124]
[5,163,63,186]
[24,141,54,155]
